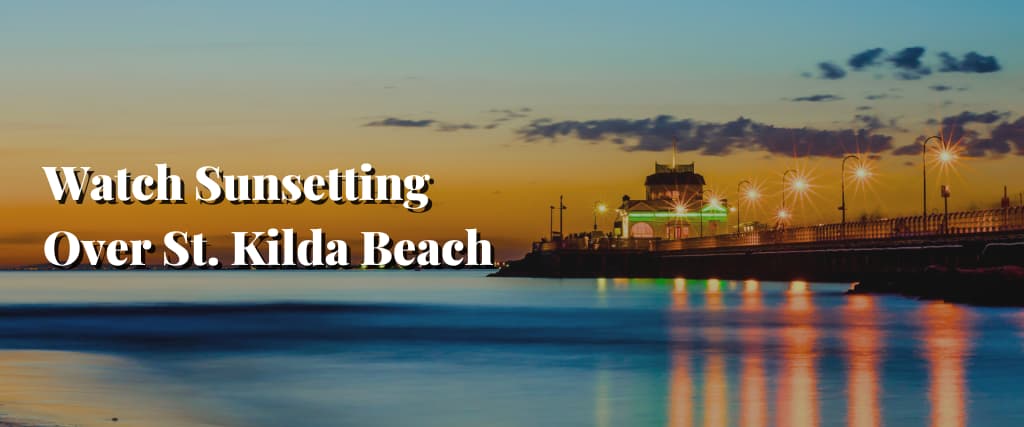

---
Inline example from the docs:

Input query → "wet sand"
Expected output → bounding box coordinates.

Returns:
[0,351,225,427]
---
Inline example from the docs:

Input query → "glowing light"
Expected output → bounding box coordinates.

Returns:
[743,279,760,294]
[673,277,686,293]
[630,211,728,220]
[595,203,608,213]
[854,167,870,180]
[777,209,790,219]
[789,280,809,294]
[674,204,686,214]
[792,178,808,192]
[938,149,955,163]
[746,189,760,200]
[708,197,721,209]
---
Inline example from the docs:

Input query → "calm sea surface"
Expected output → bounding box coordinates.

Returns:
[0,271,1021,427]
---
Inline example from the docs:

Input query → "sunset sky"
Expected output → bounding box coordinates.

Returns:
[3,1,1024,265]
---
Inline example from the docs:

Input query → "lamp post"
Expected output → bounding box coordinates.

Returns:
[559,195,567,239]
[737,180,752,233]
[549,205,555,240]
[674,203,686,239]
[840,155,859,228]
[593,202,607,231]
[782,169,797,215]
[941,185,951,234]
[698,193,704,237]
[921,135,942,219]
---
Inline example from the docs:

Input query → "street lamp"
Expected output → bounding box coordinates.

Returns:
[941,185,951,234]
[839,154,861,228]
[593,202,607,231]
[549,205,555,240]
[737,180,756,233]
[782,169,798,211]
[921,135,942,219]
[699,193,704,237]
[777,208,791,229]
[674,203,687,239]
[780,169,801,227]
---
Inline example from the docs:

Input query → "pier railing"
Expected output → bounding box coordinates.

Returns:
[536,206,1024,253]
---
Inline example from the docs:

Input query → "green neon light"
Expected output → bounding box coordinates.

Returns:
[628,211,728,220]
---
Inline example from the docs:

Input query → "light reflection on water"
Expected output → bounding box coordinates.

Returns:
[0,271,1019,427]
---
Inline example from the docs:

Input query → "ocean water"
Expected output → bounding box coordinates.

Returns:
[0,271,1021,427]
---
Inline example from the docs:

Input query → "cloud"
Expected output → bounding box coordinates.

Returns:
[891,143,920,156]
[824,47,1001,81]
[517,115,893,158]
[854,114,906,133]
[929,84,953,92]
[791,94,843,102]
[436,122,478,132]
[365,118,435,128]
[364,117,478,132]
[939,51,1001,73]
[940,110,1008,126]
[848,48,886,70]
[887,46,931,80]
[865,93,898,101]
[484,107,532,128]
[894,110,1021,157]
[856,106,873,111]
[816,62,846,79]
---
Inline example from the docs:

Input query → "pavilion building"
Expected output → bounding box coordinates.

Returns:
[613,161,728,239]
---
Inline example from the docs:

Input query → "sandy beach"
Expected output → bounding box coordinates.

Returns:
[0,351,224,427]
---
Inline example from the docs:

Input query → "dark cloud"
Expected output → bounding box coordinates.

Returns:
[816,62,846,80]
[483,107,532,128]
[887,47,931,80]
[929,84,953,92]
[855,114,884,131]
[821,47,1001,81]
[894,111,1022,158]
[941,110,1009,126]
[517,115,893,158]
[855,114,906,133]
[488,108,531,119]
[865,93,897,101]
[848,48,885,70]
[892,144,919,156]
[856,105,873,111]
[365,117,478,132]
[938,51,1001,73]
[365,118,435,128]
[887,47,927,70]
[791,94,843,102]
[436,122,478,132]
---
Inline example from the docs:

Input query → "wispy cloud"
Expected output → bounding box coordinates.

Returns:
[517,115,893,158]
[790,94,843,102]
[365,118,435,128]
[364,117,477,132]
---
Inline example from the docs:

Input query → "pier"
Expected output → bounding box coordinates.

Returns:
[495,206,1024,282]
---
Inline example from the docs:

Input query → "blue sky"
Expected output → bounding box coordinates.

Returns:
[3,1,1024,263]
